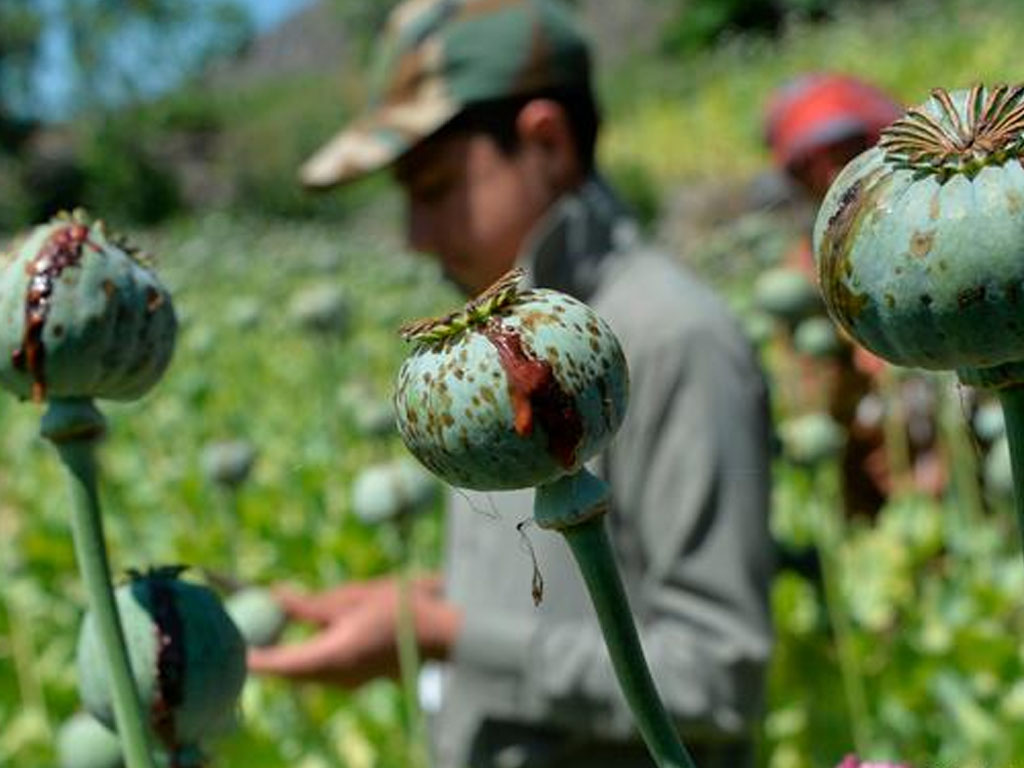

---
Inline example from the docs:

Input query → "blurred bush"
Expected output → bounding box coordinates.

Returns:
[657,0,883,56]
[605,159,662,233]
[77,117,182,225]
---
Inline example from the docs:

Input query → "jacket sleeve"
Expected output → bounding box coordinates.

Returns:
[452,320,776,742]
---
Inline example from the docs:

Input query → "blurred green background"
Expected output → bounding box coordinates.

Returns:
[4,1,1024,766]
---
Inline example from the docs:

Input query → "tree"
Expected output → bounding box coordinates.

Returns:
[0,0,252,124]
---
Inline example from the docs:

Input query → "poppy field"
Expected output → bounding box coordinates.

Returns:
[7,1,1024,766]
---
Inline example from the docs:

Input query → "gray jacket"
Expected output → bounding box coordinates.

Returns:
[432,177,774,768]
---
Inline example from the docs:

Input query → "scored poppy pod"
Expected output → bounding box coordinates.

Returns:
[0,210,176,404]
[394,268,629,493]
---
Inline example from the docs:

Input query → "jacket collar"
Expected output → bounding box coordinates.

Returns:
[517,174,639,302]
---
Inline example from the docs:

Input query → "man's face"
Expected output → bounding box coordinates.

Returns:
[394,130,557,296]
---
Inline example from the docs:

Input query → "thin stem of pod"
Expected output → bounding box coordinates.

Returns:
[995,386,1024,559]
[535,470,697,768]
[878,366,913,497]
[805,463,871,755]
[395,514,431,768]
[42,398,158,768]
[1,574,53,737]
[941,383,985,532]
[0,506,53,739]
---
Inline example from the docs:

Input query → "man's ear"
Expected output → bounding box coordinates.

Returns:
[516,99,582,190]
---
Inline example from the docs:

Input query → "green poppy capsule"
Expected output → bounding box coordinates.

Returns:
[753,266,822,325]
[56,712,124,768]
[351,457,438,524]
[779,412,845,466]
[76,567,246,759]
[394,270,629,491]
[200,439,257,489]
[224,586,287,648]
[0,211,176,403]
[793,315,842,358]
[813,84,1024,377]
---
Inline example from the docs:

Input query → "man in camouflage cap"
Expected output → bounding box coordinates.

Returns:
[299,0,592,190]
[250,2,775,767]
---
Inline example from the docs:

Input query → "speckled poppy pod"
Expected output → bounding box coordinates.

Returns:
[393,268,629,492]
[0,210,177,403]
[77,567,246,764]
[813,83,1024,380]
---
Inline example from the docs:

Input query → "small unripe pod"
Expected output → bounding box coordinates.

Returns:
[200,439,257,489]
[354,399,397,437]
[0,210,176,402]
[985,434,1014,499]
[76,567,246,757]
[351,457,438,523]
[753,267,822,325]
[741,310,775,348]
[224,586,287,648]
[288,283,349,335]
[793,315,842,358]
[779,412,845,466]
[56,712,124,768]
[973,399,1006,443]
[394,270,629,490]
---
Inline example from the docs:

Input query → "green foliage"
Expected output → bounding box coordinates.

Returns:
[8,2,1024,766]
[659,0,790,55]
[325,0,395,62]
[601,0,1024,184]
[77,118,181,225]
[216,74,372,220]
[0,3,43,113]
[0,154,32,229]
[0,213,456,767]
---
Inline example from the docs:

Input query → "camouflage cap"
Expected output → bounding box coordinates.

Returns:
[300,0,592,189]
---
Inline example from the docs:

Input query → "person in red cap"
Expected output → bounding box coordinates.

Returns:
[764,73,946,517]
[765,73,903,201]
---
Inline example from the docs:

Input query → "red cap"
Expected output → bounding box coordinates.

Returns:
[765,74,903,169]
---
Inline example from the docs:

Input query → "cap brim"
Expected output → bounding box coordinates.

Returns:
[299,96,462,190]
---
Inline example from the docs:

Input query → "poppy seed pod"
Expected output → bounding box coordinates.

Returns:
[56,712,124,768]
[351,457,438,524]
[813,84,1024,378]
[76,567,246,758]
[288,283,349,335]
[753,266,823,325]
[779,412,845,466]
[394,269,629,491]
[0,211,177,403]
[224,586,287,648]
[200,439,257,489]
[793,315,842,358]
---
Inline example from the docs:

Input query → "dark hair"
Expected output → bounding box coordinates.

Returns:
[436,86,601,173]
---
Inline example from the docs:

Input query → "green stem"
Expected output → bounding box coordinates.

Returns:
[287,688,348,768]
[559,515,696,768]
[940,384,985,543]
[395,516,431,768]
[996,385,1024,557]
[1,580,52,737]
[878,366,912,496]
[43,398,157,768]
[213,487,239,574]
[806,464,871,755]
[0,506,52,738]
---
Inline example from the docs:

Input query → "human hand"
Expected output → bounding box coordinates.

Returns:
[246,574,461,688]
